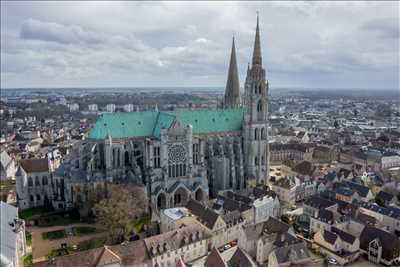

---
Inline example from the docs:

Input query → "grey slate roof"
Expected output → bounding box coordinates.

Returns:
[316,209,334,223]
[343,181,370,198]
[186,199,220,229]
[227,247,255,267]
[323,230,337,245]
[376,190,394,202]
[331,226,356,244]
[272,242,310,265]
[304,195,336,210]
[242,217,290,241]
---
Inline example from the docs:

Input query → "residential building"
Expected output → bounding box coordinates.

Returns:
[270,177,297,206]
[0,202,26,267]
[359,226,400,266]
[1,151,16,180]
[15,158,53,209]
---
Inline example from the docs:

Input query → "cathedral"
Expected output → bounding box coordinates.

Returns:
[51,17,270,217]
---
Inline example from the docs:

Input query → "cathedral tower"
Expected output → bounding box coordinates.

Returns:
[224,37,241,108]
[244,15,269,184]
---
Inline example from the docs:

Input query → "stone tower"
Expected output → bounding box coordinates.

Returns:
[224,37,241,108]
[244,15,270,185]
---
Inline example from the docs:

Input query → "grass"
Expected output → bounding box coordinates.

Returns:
[19,206,46,220]
[78,237,107,251]
[73,226,97,236]
[23,254,32,267]
[37,215,78,227]
[42,230,67,240]
[46,247,74,260]
[133,216,150,233]
[26,231,32,247]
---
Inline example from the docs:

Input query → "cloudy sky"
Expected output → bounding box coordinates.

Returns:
[1,1,399,89]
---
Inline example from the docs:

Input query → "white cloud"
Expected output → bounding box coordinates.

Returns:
[1,1,398,89]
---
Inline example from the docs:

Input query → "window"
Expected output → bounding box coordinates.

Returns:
[261,128,265,139]
[36,194,41,201]
[28,177,33,187]
[112,149,116,167]
[117,148,120,167]
[42,176,48,186]
[255,156,259,165]
[153,146,161,168]
[257,101,263,112]
[35,176,40,186]
[30,195,34,202]
[193,143,200,164]
[168,164,186,178]
[254,128,259,140]
[175,193,181,204]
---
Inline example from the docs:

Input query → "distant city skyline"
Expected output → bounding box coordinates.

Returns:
[1,1,399,89]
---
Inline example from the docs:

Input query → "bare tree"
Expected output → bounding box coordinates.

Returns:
[94,184,146,243]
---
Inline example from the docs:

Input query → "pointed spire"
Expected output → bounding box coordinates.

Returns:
[224,36,241,108]
[252,14,262,67]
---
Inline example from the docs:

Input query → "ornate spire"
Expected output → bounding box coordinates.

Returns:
[252,14,262,67]
[224,36,241,108]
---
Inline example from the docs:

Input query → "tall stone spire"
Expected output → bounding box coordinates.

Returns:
[252,14,262,67]
[224,36,241,108]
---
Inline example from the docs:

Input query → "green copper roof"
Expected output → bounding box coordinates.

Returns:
[88,108,245,139]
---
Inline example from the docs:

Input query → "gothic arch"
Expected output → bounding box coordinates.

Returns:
[257,100,263,112]
[258,84,262,94]
[195,188,203,202]
[261,128,265,139]
[257,100,263,121]
[254,156,259,165]
[173,186,189,206]
[157,193,167,210]
[117,148,121,167]
[254,128,259,140]
[112,148,116,168]
[124,150,130,167]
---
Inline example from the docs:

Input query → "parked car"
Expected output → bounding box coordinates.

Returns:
[326,257,338,265]
[224,244,231,250]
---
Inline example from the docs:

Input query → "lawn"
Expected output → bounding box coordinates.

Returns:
[19,206,46,220]
[26,231,32,247]
[73,226,97,236]
[37,215,78,227]
[78,237,107,251]
[23,254,32,267]
[42,230,67,240]
[133,216,150,233]
[46,247,74,260]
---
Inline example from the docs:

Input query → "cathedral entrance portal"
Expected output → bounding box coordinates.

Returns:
[157,193,166,210]
[173,187,188,206]
[195,188,203,202]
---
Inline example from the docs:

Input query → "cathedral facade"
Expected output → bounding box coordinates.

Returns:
[49,17,270,217]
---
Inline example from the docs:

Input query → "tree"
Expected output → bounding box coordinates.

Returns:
[375,196,385,207]
[334,120,340,129]
[94,185,146,243]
